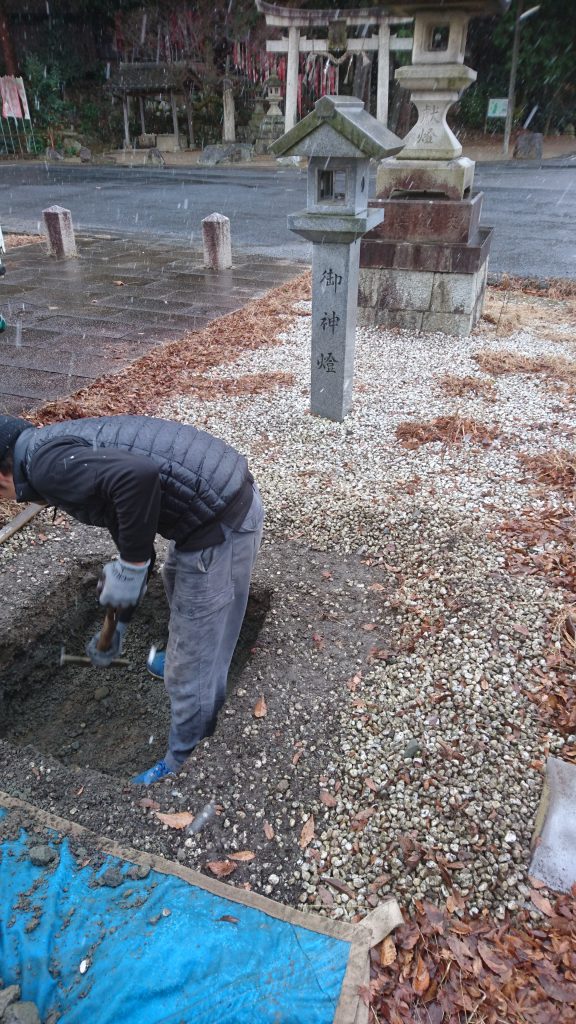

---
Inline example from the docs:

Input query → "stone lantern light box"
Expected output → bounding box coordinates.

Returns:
[270,95,402,421]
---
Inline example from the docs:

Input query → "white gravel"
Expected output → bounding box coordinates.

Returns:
[2,298,574,921]
[158,302,576,920]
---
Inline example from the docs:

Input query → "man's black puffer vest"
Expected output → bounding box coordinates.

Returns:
[13,415,252,550]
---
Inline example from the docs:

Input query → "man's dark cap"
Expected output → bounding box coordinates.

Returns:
[0,415,32,464]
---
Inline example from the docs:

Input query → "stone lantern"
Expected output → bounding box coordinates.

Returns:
[255,74,285,154]
[271,95,402,421]
[359,0,510,336]
[265,73,283,116]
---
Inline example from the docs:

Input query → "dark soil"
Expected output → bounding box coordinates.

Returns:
[1,569,269,778]
[0,513,390,907]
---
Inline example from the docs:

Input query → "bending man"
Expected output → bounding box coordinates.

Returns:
[0,414,264,785]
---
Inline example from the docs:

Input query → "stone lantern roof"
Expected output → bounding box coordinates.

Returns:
[270,95,403,160]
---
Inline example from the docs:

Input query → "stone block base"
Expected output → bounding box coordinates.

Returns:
[358,260,489,337]
[358,190,492,337]
[376,156,475,201]
[156,133,181,153]
[367,193,482,245]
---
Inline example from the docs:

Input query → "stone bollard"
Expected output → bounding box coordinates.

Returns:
[42,205,77,259]
[202,213,232,271]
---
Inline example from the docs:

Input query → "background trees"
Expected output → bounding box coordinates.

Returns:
[0,0,572,151]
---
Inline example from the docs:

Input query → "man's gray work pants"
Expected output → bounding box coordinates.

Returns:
[161,485,264,771]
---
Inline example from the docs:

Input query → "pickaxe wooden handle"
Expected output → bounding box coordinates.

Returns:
[96,606,118,652]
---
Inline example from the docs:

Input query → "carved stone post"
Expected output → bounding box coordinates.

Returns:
[271,96,402,421]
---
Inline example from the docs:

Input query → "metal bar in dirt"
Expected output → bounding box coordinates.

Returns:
[0,503,44,545]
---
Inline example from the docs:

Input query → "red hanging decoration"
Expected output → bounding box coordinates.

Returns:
[114,13,125,57]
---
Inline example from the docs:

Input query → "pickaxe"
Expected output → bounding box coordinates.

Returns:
[59,607,129,668]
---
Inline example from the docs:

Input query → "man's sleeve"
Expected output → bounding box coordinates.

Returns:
[28,440,161,562]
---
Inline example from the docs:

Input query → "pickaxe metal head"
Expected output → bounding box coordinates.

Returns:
[59,645,128,668]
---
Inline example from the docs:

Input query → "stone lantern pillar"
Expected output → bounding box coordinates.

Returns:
[359,0,510,336]
[271,95,402,421]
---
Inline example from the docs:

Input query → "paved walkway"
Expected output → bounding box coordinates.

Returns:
[0,235,304,416]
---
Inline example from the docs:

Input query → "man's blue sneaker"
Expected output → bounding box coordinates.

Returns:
[131,759,173,786]
[147,647,165,680]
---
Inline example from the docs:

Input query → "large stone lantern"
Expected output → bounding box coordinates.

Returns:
[265,73,283,116]
[271,95,402,421]
[255,73,285,154]
[359,0,510,336]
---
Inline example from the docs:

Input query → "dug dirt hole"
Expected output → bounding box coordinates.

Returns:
[0,568,270,779]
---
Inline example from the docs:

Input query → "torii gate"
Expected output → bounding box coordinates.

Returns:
[255,1,413,132]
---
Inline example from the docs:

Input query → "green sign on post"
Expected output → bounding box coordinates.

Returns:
[487,98,508,118]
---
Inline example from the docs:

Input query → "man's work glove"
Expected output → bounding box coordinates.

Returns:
[86,621,128,668]
[98,558,150,610]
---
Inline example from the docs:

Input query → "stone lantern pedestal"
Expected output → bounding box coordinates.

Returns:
[359,0,510,336]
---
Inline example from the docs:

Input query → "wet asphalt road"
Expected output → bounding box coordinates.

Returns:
[0,159,575,278]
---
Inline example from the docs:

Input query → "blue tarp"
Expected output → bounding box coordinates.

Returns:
[0,808,351,1024]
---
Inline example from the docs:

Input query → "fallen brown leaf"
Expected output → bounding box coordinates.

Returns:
[446,891,466,914]
[412,955,430,995]
[512,622,530,636]
[320,875,355,898]
[446,933,475,971]
[380,936,397,967]
[537,971,576,1003]
[228,851,255,862]
[300,814,315,849]
[477,940,513,980]
[154,810,193,830]
[346,673,362,692]
[530,890,555,917]
[351,806,376,831]
[217,915,239,924]
[253,695,267,718]
[206,860,237,878]
[320,790,337,807]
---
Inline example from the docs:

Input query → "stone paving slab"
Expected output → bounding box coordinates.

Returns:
[0,236,304,416]
[530,756,576,893]
[2,349,129,379]
[1,327,158,358]
[0,365,94,399]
